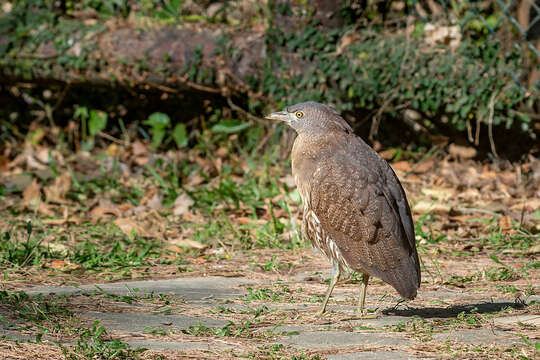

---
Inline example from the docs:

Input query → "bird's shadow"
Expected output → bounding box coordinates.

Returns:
[382,300,527,319]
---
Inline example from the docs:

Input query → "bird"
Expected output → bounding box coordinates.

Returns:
[265,101,421,316]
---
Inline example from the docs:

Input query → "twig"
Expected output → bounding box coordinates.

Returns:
[148,82,179,93]
[454,207,502,218]
[215,237,233,259]
[466,117,474,143]
[475,111,481,145]
[52,82,71,113]
[369,16,413,141]
[253,126,273,154]
[487,92,499,158]
[183,79,221,94]
[403,145,442,177]
[226,97,266,125]
[97,131,126,145]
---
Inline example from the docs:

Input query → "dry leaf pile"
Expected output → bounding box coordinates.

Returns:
[0,136,538,288]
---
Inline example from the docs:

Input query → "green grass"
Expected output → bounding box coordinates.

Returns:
[61,320,140,360]
[0,222,61,267]
[0,221,168,272]
[0,290,138,357]
[244,283,292,303]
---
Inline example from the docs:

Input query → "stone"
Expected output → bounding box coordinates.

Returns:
[494,314,540,327]
[433,329,521,345]
[81,312,229,333]
[124,339,233,351]
[325,351,418,360]
[281,331,410,349]
[25,276,253,303]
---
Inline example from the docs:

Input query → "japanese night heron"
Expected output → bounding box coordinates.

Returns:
[266,102,421,316]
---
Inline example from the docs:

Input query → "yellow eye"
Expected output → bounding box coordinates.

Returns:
[295,111,303,118]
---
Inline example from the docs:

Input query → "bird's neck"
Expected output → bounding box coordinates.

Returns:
[291,132,338,189]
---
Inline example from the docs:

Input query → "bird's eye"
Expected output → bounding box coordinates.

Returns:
[295,111,304,118]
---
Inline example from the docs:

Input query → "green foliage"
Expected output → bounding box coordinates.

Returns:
[172,123,188,147]
[143,112,170,150]
[154,0,184,19]
[0,290,72,323]
[262,23,534,139]
[143,112,189,150]
[0,222,59,267]
[63,320,137,360]
[71,236,162,270]
[415,214,447,244]
[211,120,251,134]
[0,0,536,151]
[88,110,108,136]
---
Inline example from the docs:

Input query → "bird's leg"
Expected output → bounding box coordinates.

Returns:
[356,273,377,319]
[357,273,369,315]
[317,262,340,316]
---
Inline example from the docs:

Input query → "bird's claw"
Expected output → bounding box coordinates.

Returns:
[354,310,378,319]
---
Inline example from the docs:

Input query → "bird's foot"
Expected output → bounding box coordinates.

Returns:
[354,313,378,319]
[340,314,378,321]
[342,310,378,320]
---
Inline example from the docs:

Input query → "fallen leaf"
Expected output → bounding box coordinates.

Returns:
[91,206,122,219]
[134,156,149,166]
[336,32,361,55]
[106,143,120,157]
[38,202,56,217]
[117,203,134,213]
[527,244,540,254]
[412,200,451,214]
[216,147,228,158]
[236,217,252,225]
[170,238,207,249]
[185,174,204,187]
[22,179,41,210]
[47,242,69,255]
[174,193,195,216]
[42,218,67,225]
[391,161,411,172]
[182,211,205,224]
[413,159,434,174]
[402,174,422,183]
[114,217,149,237]
[449,215,474,223]
[449,143,477,159]
[0,155,8,172]
[378,149,396,160]
[46,259,68,269]
[132,140,148,156]
[421,187,455,201]
[510,199,540,211]
[147,194,162,210]
[457,188,480,201]
[25,153,47,170]
[481,165,497,179]
[44,172,72,203]
[167,245,184,254]
[499,215,513,232]
[35,148,50,164]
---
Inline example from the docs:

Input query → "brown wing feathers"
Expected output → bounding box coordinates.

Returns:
[308,131,420,299]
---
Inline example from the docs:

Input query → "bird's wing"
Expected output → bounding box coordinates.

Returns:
[308,133,420,298]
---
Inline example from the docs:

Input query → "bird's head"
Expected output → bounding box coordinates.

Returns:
[265,101,353,134]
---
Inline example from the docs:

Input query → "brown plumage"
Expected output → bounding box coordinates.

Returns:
[266,102,420,316]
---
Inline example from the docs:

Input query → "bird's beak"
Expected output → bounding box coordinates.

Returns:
[264,111,289,122]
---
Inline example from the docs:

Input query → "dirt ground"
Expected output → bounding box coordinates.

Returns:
[0,135,538,359]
